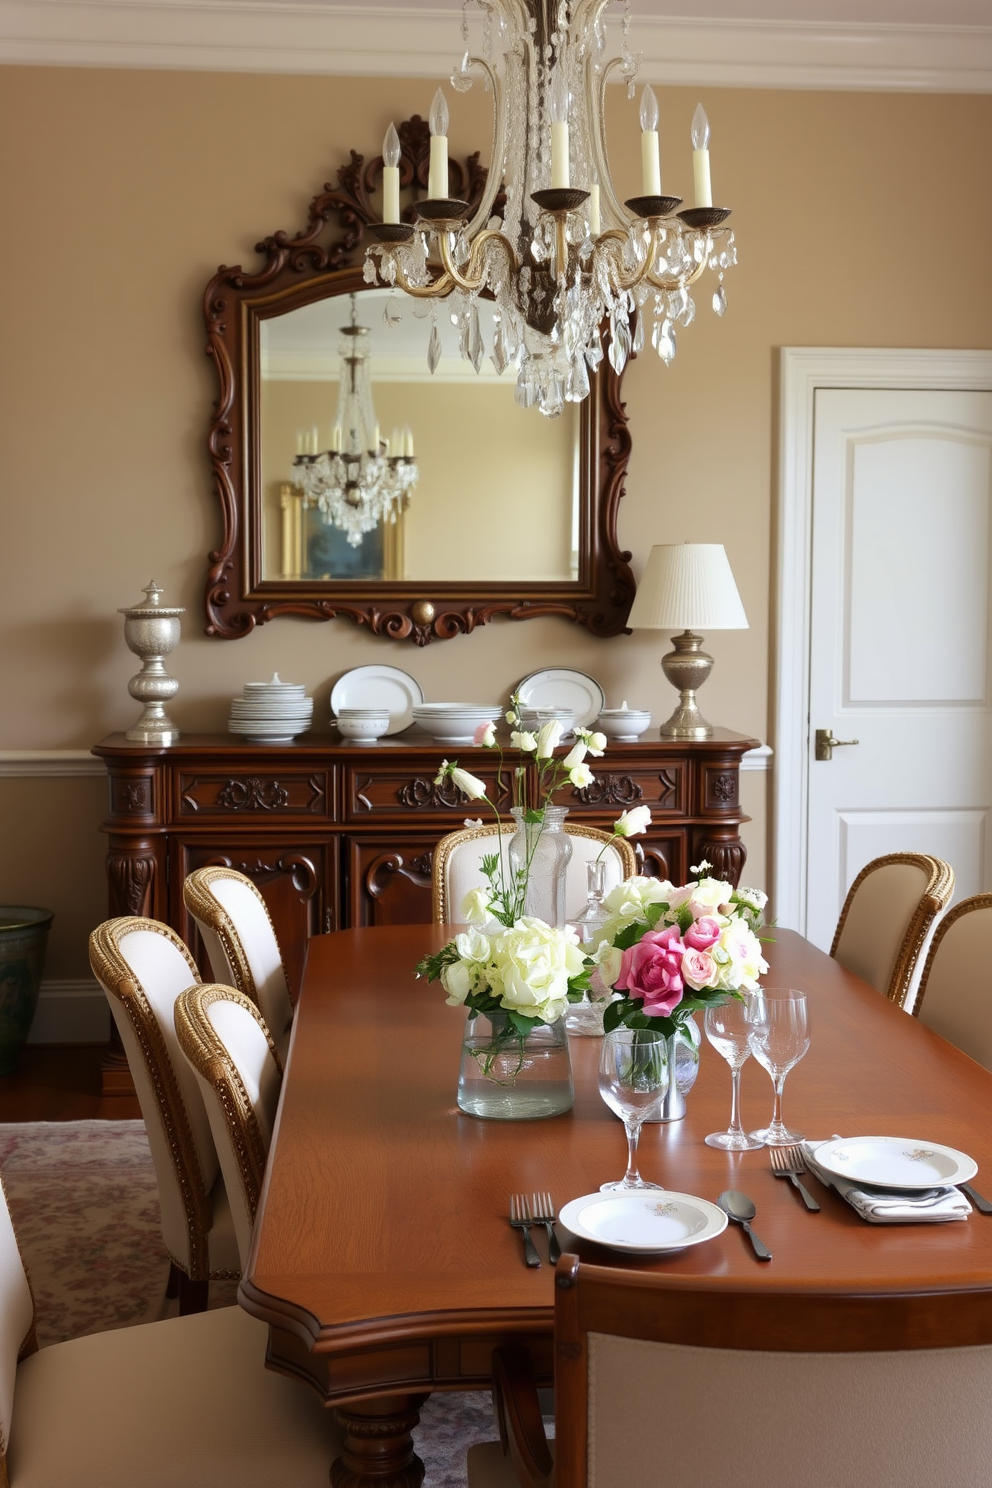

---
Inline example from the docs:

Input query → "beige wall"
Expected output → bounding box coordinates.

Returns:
[2,66,990,982]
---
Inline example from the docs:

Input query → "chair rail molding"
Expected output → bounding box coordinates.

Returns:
[0,3,989,92]
[774,347,992,937]
[0,751,106,778]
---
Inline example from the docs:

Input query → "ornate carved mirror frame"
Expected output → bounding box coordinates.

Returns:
[203,116,635,646]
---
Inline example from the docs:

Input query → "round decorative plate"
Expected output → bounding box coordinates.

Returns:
[812,1137,977,1191]
[558,1190,727,1254]
[514,668,606,728]
[330,666,424,735]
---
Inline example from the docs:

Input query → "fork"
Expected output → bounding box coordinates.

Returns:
[530,1192,561,1263]
[769,1145,820,1211]
[509,1194,541,1267]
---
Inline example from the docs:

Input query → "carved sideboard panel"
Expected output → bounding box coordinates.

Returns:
[95,728,758,963]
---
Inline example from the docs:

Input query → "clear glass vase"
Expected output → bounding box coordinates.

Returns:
[644,1017,701,1122]
[566,859,613,1036]
[507,805,572,928]
[457,1010,574,1120]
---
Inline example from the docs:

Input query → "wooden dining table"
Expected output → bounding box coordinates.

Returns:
[240,923,992,1487]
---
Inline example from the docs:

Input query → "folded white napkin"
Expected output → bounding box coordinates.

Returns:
[801,1140,972,1224]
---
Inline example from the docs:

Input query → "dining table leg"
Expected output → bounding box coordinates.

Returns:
[331,1393,431,1487]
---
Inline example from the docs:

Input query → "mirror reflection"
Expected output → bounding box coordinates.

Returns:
[259,289,579,585]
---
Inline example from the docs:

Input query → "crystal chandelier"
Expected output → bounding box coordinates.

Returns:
[292,296,418,546]
[365,0,736,418]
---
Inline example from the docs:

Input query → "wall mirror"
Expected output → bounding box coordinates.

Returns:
[203,115,635,646]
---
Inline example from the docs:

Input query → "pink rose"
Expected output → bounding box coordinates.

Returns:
[684,915,722,950]
[616,925,687,1018]
[681,948,717,990]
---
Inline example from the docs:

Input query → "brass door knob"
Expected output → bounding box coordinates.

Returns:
[815,728,860,762]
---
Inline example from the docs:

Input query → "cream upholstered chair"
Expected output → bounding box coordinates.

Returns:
[183,866,295,1057]
[0,1170,341,1486]
[432,823,637,924]
[468,1255,992,1488]
[913,893,992,1068]
[175,984,282,1271]
[88,918,241,1313]
[829,852,954,1007]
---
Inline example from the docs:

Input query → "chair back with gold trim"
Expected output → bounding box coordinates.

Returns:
[471,1256,992,1488]
[175,984,283,1270]
[913,893,992,1068]
[88,919,239,1291]
[829,853,954,1007]
[183,868,294,1057]
[432,824,636,924]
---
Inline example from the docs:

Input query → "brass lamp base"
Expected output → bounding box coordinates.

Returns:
[659,630,714,739]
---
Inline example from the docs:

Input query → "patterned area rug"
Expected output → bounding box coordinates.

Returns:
[0,1120,497,1486]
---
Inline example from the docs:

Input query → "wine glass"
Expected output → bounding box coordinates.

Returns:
[745,987,810,1146]
[598,1029,670,1191]
[703,999,764,1150]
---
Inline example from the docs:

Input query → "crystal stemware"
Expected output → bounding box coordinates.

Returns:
[746,987,810,1146]
[598,1029,669,1191]
[703,999,764,1150]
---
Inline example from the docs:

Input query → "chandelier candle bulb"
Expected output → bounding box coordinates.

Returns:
[382,122,401,224]
[403,426,415,456]
[691,104,712,209]
[549,69,570,190]
[428,88,449,199]
[639,85,661,197]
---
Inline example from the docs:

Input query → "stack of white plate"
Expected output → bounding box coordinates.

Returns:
[228,675,314,744]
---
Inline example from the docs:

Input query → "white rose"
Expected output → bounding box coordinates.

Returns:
[666,876,735,918]
[454,927,491,962]
[569,762,594,788]
[535,720,564,759]
[713,916,769,991]
[735,886,768,912]
[614,805,652,837]
[460,887,492,926]
[489,917,583,1025]
[440,958,473,1005]
[592,941,623,989]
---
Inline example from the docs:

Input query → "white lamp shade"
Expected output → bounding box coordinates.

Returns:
[626,543,749,631]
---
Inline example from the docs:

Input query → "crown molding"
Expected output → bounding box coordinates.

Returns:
[0,2,989,92]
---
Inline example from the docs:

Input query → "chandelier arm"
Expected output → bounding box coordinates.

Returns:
[587,228,649,294]
[642,254,711,293]
[436,227,519,295]
[390,261,458,298]
[592,56,635,232]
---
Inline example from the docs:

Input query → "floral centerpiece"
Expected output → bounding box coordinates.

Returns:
[592,862,769,1034]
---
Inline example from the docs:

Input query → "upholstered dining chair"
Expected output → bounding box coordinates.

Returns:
[829,852,954,1008]
[175,983,283,1271]
[0,1169,341,1487]
[467,1255,992,1488]
[432,823,637,924]
[913,893,992,1068]
[183,866,295,1058]
[88,917,241,1313]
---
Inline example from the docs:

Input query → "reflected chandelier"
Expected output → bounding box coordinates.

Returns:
[365,0,736,418]
[292,296,418,546]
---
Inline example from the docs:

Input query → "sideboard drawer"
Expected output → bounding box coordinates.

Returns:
[343,761,508,822]
[176,769,335,819]
[567,760,687,817]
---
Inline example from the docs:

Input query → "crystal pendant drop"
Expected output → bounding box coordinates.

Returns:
[632,312,645,354]
[713,279,727,317]
[468,305,484,372]
[382,295,402,327]
[491,324,509,376]
[658,318,676,364]
[427,322,443,375]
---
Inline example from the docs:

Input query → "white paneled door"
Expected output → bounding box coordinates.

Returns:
[804,387,992,950]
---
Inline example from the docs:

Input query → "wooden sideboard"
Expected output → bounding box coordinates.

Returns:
[93,729,760,1001]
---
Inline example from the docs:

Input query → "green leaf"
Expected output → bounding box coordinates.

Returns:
[507,1009,541,1037]
[523,808,543,824]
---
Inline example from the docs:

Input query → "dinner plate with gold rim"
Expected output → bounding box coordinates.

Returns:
[558,1190,727,1254]
[812,1136,977,1191]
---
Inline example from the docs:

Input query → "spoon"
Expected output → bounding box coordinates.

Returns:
[718,1189,773,1262]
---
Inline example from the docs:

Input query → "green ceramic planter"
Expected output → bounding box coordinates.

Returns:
[0,908,54,1074]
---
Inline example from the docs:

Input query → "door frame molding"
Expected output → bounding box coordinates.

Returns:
[774,347,992,933]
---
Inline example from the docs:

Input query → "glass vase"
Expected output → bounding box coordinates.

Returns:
[507,805,572,928]
[457,1010,574,1120]
[565,859,613,1036]
[644,1017,701,1122]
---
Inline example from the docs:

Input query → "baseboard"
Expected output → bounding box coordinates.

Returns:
[28,981,109,1045]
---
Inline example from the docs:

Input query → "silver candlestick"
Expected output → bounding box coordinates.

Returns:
[119,581,184,745]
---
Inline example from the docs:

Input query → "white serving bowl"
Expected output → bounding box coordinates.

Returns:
[596,709,652,741]
[334,710,391,741]
[516,707,576,739]
[411,703,502,744]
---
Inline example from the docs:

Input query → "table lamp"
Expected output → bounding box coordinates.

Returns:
[626,543,748,738]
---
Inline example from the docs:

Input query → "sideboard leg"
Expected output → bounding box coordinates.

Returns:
[331,1394,429,1488]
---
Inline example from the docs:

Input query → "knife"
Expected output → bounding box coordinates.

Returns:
[961,1182,992,1215]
